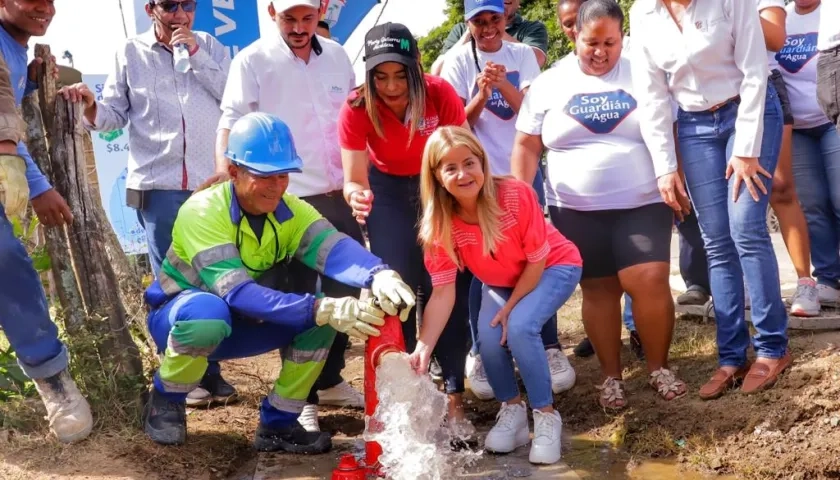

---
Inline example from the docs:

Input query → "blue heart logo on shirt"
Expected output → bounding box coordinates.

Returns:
[564,89,637,134]
[776,32,819,74]
[472,71,520,121]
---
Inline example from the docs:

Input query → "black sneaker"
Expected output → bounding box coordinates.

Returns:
[677,287,711,306]
[143,387,187,445]
[429,358,444,382]
[186,372,238,407]
[573,337,595,358]
[629,330,645,361]
[253,421,332,454]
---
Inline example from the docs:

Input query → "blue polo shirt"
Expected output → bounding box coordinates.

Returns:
[0,24,51,198]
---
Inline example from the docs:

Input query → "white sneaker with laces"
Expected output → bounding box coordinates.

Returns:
[546,349,576,393]
[317,381,364,408]
[817,284,840,307]
[34,369,93,443]
[529,409,563,464]
[790,279,820,317]
[298,403,320,432]
[466,354,494,400]
[484,402,530,453]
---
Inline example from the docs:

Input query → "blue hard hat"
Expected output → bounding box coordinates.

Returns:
[225,113,303,175]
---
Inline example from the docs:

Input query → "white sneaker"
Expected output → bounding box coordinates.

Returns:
[546,349,576,393]
[466,354,494,400]
[298,403,320,432]
[484,402,530,453]
[789,279,820,317]
[317,381,364,408]
[34,369,93,443]
[529,409,563,465]
[817,284,840,307]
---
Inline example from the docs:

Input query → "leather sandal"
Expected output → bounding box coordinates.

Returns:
[699,364,750,400]
[649,368,687,401]
[597,377,627,410]
[741,352,793,394]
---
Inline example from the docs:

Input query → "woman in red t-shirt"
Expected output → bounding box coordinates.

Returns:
[338,23,472,423]
[408,126,581,465]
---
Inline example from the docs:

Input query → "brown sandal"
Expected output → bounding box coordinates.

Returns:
[649,368,687,401]
[597,377,627,410]
[699,364,750,400]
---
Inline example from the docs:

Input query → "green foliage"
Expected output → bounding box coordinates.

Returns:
[419,0,634,70]
[0,345,34,401]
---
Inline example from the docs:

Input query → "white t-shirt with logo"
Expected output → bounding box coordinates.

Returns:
[777,3,828,129]
[516,56,661,211]
[440,41,541,176]
[757,0,787,71]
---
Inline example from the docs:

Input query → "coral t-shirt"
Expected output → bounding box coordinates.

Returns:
[337,74,467,177]
[424,179,582,288]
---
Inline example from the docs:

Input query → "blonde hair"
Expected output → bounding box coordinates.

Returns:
[419,126,506,267]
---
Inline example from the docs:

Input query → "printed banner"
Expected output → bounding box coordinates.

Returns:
[82,74,148,255]
[321,0,379,44]
[193,0,262,58]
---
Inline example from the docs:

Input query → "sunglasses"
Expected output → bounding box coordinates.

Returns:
[153,0,197,13]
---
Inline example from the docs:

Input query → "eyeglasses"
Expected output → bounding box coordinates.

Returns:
[154,0,197,13]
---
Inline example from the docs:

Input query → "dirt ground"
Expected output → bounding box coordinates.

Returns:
[2,291,840,480]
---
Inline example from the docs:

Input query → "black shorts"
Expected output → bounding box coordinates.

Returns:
[770,68,794,126]
[548,203,673,279]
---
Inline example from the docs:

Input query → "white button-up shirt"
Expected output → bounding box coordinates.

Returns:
[88,28,230,191]
[630,0,769,178]
[218,33,355,198]
[818,0,840,51]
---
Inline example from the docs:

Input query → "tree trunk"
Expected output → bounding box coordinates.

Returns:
[21,94,86,336]
[34,44,142,377]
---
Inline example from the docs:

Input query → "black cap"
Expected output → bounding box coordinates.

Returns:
[363,22,418,72]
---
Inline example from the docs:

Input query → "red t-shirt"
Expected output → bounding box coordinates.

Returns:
[338,74,467,176]
[425,179,582,288]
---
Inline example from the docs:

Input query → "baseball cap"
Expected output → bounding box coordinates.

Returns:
[272,0,320,13]
[363,22,419,72]
[464,0,505,21]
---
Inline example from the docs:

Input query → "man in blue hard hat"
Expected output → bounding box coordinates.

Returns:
[141,112,415,452]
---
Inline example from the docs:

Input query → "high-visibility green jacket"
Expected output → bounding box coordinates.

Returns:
[146,182,385,330]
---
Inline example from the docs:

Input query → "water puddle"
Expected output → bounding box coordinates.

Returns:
[564,435,738,479]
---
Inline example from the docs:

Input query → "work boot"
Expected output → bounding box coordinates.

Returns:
[254,421,332,454]
[629,330,645,361]
[677,287,710,306]
[142,388,186,445]
[33,369,93,443]
[186,371,238,407]
[573,337,595,358]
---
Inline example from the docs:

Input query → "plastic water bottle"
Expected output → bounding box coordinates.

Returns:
[173,44,191,73]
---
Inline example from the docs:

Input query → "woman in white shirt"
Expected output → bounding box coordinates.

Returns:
[758,0,822,317]
[630,0,791,399]
[782,0,840,307]
[439,0,576,400]
[512,0,686,409]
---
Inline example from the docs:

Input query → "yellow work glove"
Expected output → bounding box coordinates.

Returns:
[0,154,28,218]
[315,296,386,341]
[371,270,416,322]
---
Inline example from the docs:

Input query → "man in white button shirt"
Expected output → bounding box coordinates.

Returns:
[816,0,840,135]
[214,0,363,433]
[59,0,236,408]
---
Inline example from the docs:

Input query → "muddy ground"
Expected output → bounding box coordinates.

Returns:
[2,290,840,480]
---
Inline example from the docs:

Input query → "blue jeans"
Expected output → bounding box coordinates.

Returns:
[0,203,68,379]
[791,122,840,287]
[366,167,471,394]
[467,169,561,354]
[677,85,788,366]
[135,189,193,279]
[478,265,581,409]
